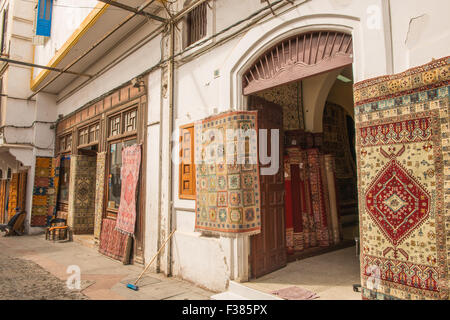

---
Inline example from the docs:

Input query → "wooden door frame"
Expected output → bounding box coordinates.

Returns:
[55,83,148,264]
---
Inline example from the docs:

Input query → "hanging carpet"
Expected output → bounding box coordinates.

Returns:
[31,157,53,226]
[115,145,141,236]
[194,111,261,237]
[94,152,106,240]
[354,56,449,300]
[7,173,19,220]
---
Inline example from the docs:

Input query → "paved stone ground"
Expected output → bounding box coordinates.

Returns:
[243,246,362,300]
[0,233,213,300]
[0,251,88,300]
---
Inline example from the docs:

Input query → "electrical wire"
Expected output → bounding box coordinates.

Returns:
[55,0,303,106]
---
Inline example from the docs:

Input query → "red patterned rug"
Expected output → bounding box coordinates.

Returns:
[116,144,141,236]
[354,56,449,300]
[99,218,132,263]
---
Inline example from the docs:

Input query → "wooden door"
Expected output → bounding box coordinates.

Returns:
[249,95,287,278]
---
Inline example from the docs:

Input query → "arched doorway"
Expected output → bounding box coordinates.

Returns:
[243,30,358,279]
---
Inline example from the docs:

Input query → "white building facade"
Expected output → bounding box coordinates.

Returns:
[2,0,449,298]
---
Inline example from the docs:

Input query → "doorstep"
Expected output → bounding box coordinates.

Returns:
[72,234,97,249]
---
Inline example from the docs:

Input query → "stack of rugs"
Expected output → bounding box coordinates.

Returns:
[284,131,341,253]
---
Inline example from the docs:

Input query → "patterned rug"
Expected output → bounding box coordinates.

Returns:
[194,111,261,237]
[271,286,319,300]
[323,102,358,212]
[116,145,141,236]
[307,148,330,247]
[99,218,132,263]
[284,154,294,251]
[47,157,60,220]
[354,56,449,300]
[68,155,97,234]
[31,157,53,227]
[7,173,19,219]
[324,155,340,244]
[94,152,106,240]
[254,81,304,130]
[284,147,313,251]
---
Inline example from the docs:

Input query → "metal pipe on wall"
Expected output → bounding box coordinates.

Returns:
[166,21,175,277]
[0,57,93,77]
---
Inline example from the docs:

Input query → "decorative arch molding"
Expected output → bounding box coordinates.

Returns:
[242,31,353,95]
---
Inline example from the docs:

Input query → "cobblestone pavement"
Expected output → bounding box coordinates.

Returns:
[0,234,213,300]
[0,251,88,300]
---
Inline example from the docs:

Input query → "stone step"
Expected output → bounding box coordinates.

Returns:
[72,235,97,249]
[211,281,283,300]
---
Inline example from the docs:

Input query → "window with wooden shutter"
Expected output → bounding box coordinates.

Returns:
[179,124,196,199]
[36,0,53,37]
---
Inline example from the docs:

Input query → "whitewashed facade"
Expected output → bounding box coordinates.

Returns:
[1,0,449,292]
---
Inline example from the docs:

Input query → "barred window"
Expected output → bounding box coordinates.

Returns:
[124,109,137,133]
[78,127,89,146]
[59,134,72,152]
[186,2,207,47]
[109,115,121,137]
[78,122,99,146]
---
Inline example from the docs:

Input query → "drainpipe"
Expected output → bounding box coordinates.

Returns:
[166,21,175,277]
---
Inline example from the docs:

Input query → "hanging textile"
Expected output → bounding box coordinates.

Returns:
[299,149,315,249]
[99,218,132,264]
[194,111,261,237]
[0,180,7,224]
[354,56,449,300]
[115,145,141,236]
[306,148,330,247]
[31,157,52,226]
[324,155,340,244]
[68,155,97,234]
[285,147,306,251]
[94,152,106,240]
[7,173,19,219]
[47,156,61,222]
[323,102,358,216]
[319,154,333,245]
[284,155,294,252]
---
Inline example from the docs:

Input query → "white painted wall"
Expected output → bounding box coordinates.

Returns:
[0,0,55,232]
[390,0,450,73]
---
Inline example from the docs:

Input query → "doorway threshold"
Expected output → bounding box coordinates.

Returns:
[244,246,362,300]
[287,239,355,263]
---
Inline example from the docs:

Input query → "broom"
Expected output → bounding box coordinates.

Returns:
[126,229,176,291]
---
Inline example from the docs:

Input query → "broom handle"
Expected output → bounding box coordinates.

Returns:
[134,229,176,285]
